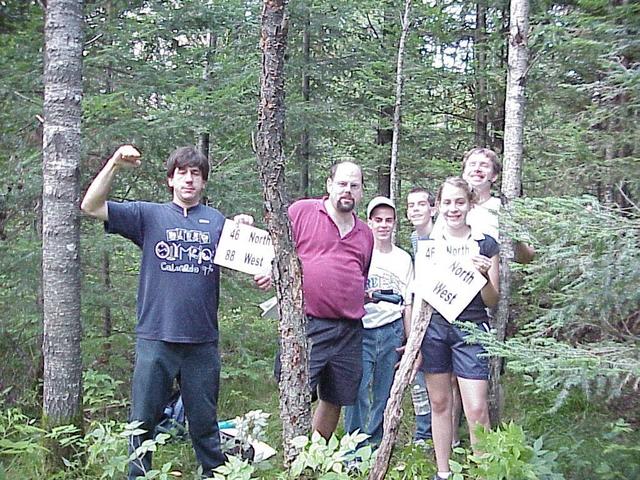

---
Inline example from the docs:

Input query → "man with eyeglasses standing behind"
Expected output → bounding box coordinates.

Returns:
[257,161,374,439]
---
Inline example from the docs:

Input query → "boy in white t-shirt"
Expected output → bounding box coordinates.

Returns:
[344,196,413,446]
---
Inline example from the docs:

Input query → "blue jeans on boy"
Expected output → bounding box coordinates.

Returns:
[413,372,432,441]
[344,319,403,446]
[128,338,226,479]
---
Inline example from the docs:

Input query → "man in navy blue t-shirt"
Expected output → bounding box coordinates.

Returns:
[82,145,250,479]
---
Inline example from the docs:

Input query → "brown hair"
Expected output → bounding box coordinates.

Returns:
[461,147,502,177]
[328,161,364,188]
[407,186,434,206]
[166,146,209,181]
[436,177,477,205]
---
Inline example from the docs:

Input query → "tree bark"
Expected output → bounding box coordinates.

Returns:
[490,0,529,427]
[376,105,393,198]
[299,11,311,197]
[100,1,113,363]
[198,133,210,161]
[389,0,412,215]
[474,0,488,147]
[369,302,432,480]
[42,0,84,468]
[199,30,216,171]
[376,1,397,197]
[100,250,112,362]
[256,0,311,466]
[199,31,216,206]
[489,4,510,154]
[35,195,45,404]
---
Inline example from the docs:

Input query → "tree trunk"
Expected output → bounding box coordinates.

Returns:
[299,12,311,197]
[199,31,216,206]
[199,31,216,165]
[369,302,432,480]
[376,105,393,198]
[100,250,112,362]
[389,0,412,211]
[256,0,311,466]
[0,196,6,241]
[35,195,45,404]
[376,1,396,197]
[490,0,529,427]
[489,4,510,154]
[42,0,84,468]
[100,1,113,363]
[198,133,210,161]
[474,0,488,147]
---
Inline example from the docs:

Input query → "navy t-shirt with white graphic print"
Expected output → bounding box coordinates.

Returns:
[106,201,225,343]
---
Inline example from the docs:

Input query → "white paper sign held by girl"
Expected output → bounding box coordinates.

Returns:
[417,250,486,323]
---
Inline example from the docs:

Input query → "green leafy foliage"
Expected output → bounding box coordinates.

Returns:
[288,430,373,479]
[449,422,564,480]
[477,196,640,399]
[526,0,639,199]
[0,408,46,457]
[83,369,126,417]
[0,0,639,479]
[503,374,640,479]
[213,455,256,480]
[385,442,437,479]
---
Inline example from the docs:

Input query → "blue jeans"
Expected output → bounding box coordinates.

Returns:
[413,373,433,441]
[344,319,403,446]
[128,338,226,479]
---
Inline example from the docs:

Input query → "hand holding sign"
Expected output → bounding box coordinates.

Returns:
[423,257,486,323]
[254,273,272,291]
[415,239,487,323]
[471,255,491,277]
[213,220,274,276]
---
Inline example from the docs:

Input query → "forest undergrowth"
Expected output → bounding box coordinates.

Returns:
[0,273,638,479]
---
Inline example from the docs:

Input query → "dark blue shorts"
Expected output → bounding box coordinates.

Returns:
[275,316,363,406]
[420,315,490,380]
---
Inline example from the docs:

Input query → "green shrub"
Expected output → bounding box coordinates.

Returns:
[82,369,126,418]
[288,430,373,479]
[449,422,564,480]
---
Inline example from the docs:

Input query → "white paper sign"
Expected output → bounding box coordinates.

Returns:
[415,239,486,323]
[213,220,274,275]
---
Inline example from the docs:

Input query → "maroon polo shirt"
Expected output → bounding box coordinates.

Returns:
[289,197,374,321]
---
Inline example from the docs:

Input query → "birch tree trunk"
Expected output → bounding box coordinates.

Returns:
[368,7,417,473]
[490,0,529,427]
[256,0,311,466]
[389,0,412,211]
[42,0,84,467]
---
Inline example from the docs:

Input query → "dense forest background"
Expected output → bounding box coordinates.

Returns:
[0,0,638,478]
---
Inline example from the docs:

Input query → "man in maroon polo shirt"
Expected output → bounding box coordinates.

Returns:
[258,161,374,439]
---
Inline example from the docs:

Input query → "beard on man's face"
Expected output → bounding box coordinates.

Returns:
[335,197,355,212]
